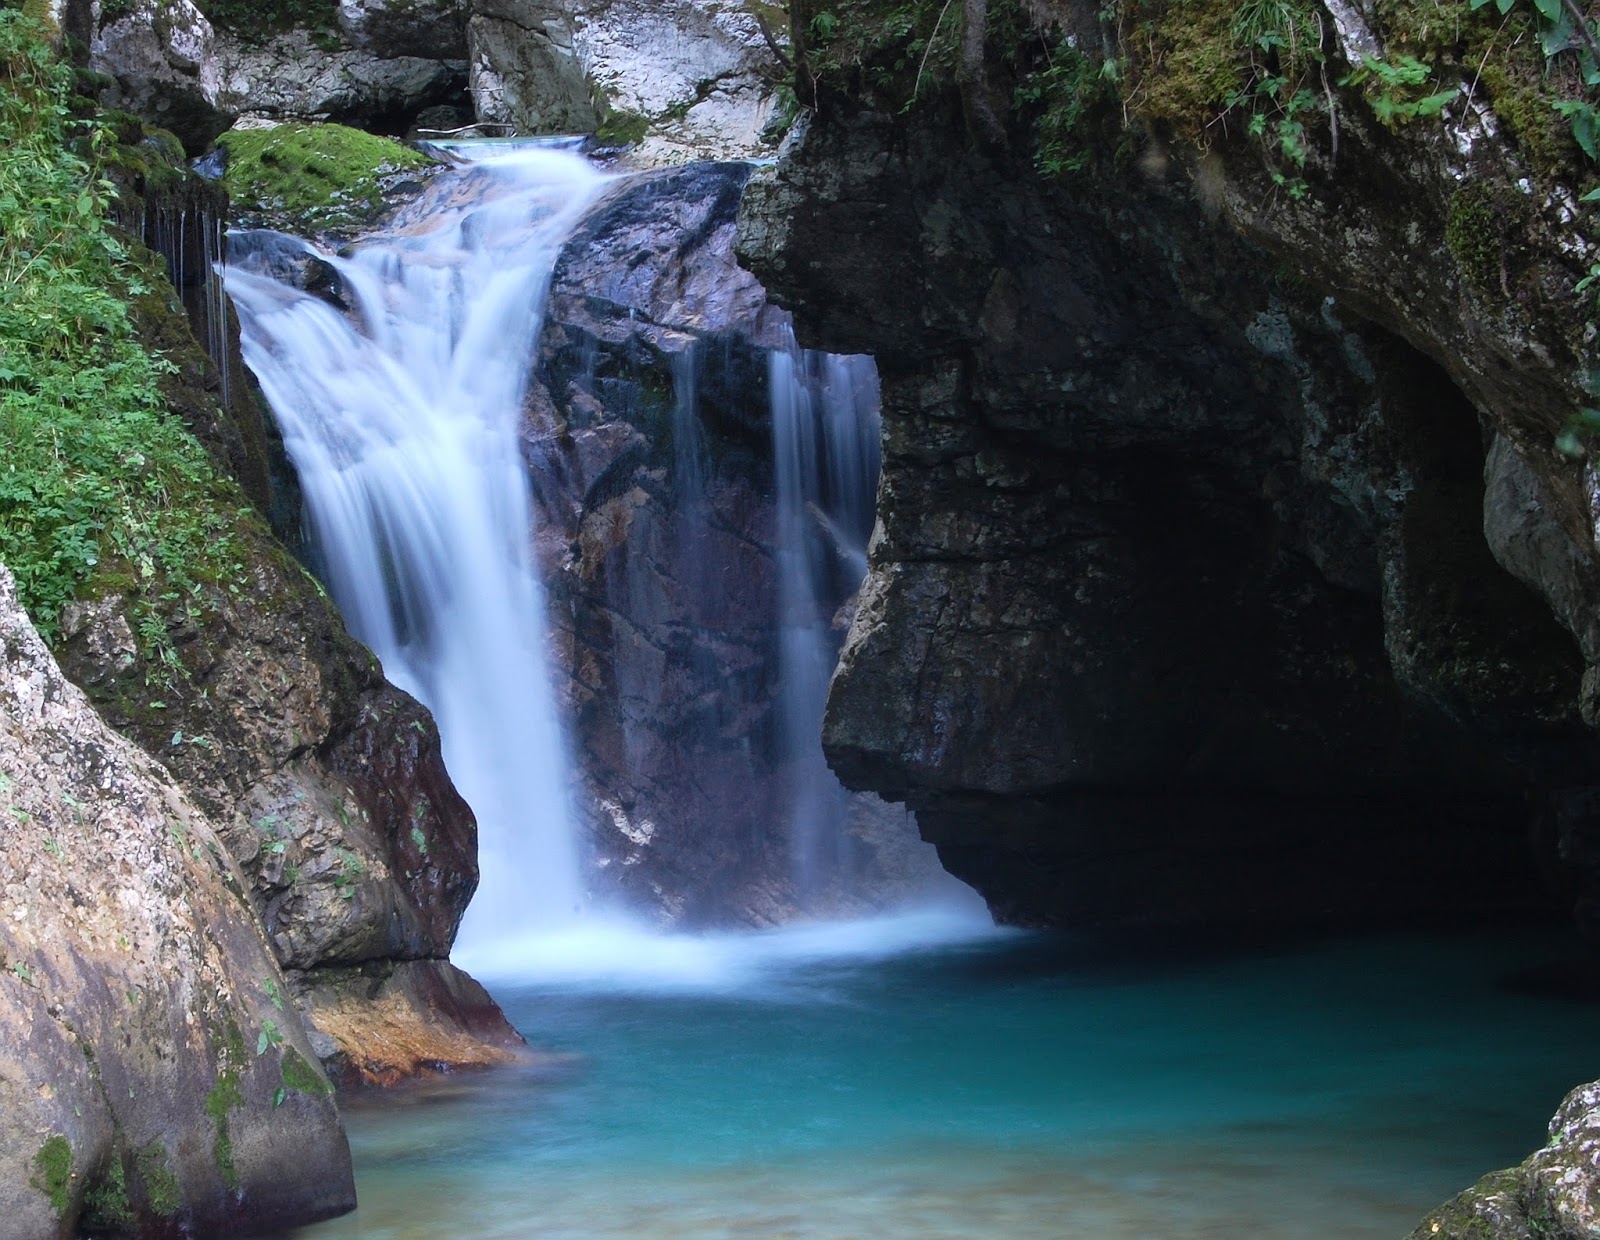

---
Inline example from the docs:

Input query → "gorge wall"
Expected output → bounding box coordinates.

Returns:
[738,0,1600,935]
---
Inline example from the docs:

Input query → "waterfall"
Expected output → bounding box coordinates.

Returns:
[769,334,883,902]
[224,145,604,950]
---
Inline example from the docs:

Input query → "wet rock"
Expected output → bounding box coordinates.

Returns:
[738,86,1595,932]
[48,179,509,1084]
[0,560,353,1237]
[288,959,527,1087]
[531,160,935,925]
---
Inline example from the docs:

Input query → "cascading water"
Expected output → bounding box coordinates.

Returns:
[224,144,604,951]
[769,334,883,901]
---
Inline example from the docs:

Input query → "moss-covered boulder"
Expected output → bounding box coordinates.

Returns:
[217,120,438,234]
[1412,1082,1600,1239]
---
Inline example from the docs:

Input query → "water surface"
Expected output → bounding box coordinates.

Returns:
[291,923,1596,1238]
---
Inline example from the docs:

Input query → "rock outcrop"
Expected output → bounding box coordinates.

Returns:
[467,0,596,134]
[0,561,354,1237]
[467,0,790,163]
[214,31,467,131]
[528,160,947,923]
[738,0,1600,933]
[91,0,235,152]
[1411,1081,1600,1239]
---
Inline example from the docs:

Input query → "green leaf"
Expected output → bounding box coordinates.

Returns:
[1415,89,1459,117]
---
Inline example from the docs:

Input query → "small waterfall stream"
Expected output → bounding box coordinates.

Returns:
[225,145,604,950]
[770,337,882,901]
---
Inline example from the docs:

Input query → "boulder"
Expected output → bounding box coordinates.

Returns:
[0,560,353,1236]
[91,0,235,152]
[1412,1081,1600,1239]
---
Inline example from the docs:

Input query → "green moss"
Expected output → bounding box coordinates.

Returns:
[280,1046,335,1098]
[1123,0,1248,136]
[134,1141,182,1219]
[82,1153,135,1230]
[218,122,433,232]
[204,1016,248,1190]
[31,1135,72,1217]
[1446,180,1522,296]
[595,108,650,147]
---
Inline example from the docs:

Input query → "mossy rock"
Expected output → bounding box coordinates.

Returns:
[218,122,436,235]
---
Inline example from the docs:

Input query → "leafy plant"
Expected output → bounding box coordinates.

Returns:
[255,1020,284,1056]
[0,11,252,663]
[1341,54,1458,126]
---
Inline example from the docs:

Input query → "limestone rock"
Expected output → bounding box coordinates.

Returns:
[571,0,785,164]
[0,560,353,1236]
[216,30,467,127]
[338,0,468,59]
[1412,1081,1600,1239]
[467,0,595,133]
[90,0,235,152]
[465,0,788,163]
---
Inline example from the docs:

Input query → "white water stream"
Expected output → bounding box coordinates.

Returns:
[226,145,603,951]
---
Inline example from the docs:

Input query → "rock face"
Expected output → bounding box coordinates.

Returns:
[467,0,789,163]
[214,31,468,130]
[0,561,354,1237]
[737,7,1600,932]
[1411,1081,1600,1239]
[528,161,947,923]
[467,0,596,134]
[91,0,235,152]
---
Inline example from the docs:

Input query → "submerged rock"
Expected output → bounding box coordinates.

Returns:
[0,561,354,1237]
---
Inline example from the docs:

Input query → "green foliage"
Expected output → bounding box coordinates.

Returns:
[195,0,338,43]
[218,122,432,232]
[1014,46,1120,177]
[0,11,251,656]
[1468,0,1600,163]
[81,1154,135,1230]
[31,1135,72,1216]
[256,1018,285,1055]
[593,108,650,147]
[1341,54,1458,125]
[332,847,366,899]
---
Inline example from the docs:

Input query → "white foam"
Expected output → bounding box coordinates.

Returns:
[452,901,1010,997]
